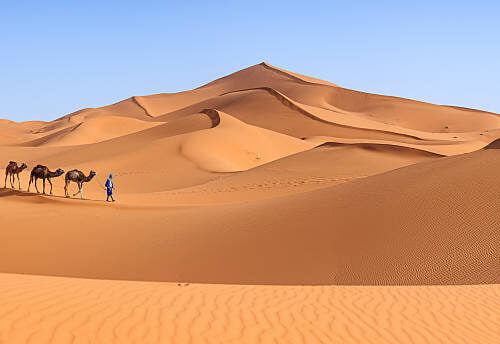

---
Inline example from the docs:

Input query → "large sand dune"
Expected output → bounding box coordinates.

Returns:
[0,149,498,285]
[1,63,499,343]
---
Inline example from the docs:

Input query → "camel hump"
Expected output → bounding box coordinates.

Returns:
[9,161,15,164]
[35,164,44,168]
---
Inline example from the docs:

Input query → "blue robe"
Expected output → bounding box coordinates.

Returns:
[105,179,114,195]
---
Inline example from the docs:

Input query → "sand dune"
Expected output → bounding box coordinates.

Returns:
[306,135,493,155]
[1,62,499,343]
[1,273,498,344]
[3,63,497,170]
[0,149,498,285]
[0,120,46,145]
[24,116,163,146]
[150,144,437,204]
[179,110,318,172]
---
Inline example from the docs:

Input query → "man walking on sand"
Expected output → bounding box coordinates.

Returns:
[105,174,115,202]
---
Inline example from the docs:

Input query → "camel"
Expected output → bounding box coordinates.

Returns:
[64,169,96,199]
[4,161,28,189]
[27,165,64,195]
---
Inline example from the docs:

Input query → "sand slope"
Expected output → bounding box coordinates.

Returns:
[0,273,498,344]
[0,149,498,285]
[25,116,163,146]
[179,110,318,172]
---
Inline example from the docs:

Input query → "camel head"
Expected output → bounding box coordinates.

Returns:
[83,170,96,182]
[20,163,27,170]
[55,168,65,176]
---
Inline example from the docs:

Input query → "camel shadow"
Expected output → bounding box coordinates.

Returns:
[0,187,104,202]
[0,188,37,198]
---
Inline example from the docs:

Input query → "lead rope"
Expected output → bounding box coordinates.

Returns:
[95,175,109,193]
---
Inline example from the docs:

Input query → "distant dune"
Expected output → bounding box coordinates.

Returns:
[0,63,499,343]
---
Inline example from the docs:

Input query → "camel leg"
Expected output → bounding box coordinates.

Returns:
[17,173,22,190]
[48,178,53,195]
[79,183,84,200]
[34,178,40,193]
[4,172,7,188]
[64,180,69,197]
[27,176,32,192]
[73,182,83,198]
[42,178,46,194]
[10,174,14,188]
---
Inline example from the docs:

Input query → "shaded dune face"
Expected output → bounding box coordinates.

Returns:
[0,63,499,286]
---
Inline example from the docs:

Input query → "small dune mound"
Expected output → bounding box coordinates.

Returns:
[179,110,319,172]
[0,119,46,144]
[27,116,162,146]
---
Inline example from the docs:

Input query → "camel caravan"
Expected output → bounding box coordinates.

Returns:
[4,161,98,200]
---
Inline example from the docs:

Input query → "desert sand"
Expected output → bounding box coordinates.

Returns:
[1,273,498,344]
[1,63,499,343]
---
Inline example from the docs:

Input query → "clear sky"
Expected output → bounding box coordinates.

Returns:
[1,0,499,121]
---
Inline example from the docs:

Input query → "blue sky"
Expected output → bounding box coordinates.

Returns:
[1,0,498,121]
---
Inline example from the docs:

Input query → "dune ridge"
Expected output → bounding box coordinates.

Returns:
[24,116,163,147]
[132,96,155,117]
[219,87,423,137]
[218,87,498,155]
[259,61,341,87]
